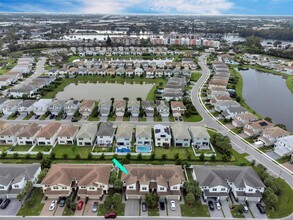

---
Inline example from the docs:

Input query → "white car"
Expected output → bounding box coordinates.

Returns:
[215,200,221,210]
[170,200,176,211]
[49,200,57,211]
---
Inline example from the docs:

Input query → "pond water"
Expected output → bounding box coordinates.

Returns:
[239,68,293,132]
[56,82,154,101]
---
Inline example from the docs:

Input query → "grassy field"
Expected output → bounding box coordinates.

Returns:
[180,199,209,217]
[286,75,293,93]
[31,145,51,152]
[190,72,202,82]
[52,145,93,159]
[17,188,44,216]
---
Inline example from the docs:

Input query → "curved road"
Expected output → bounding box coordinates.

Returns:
[191,54,293,216]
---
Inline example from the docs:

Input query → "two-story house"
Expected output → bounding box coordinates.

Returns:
[171,124,191,147]
[18,100,36,115]
[141,101,155,117]
[49,100,66,116]
[115,124,134,152]
[222,106,248,120]
[189,126,210,149]
[170,101,186,118]
[127,101,140,117]
[156,101,170,118]
[17,123,41,145]
[274,135,293,157]
[32,99,53,116]
[232,113,259,128]
[258,127,290,147]
[0,124,24,145]
[154,124,172,148]
[113,100,126,117]
[96,122,115,147]
[76,124,97,146]
[57,125,79,145]
[98,100,112,117]
[79,100,95,119]
[136,125,152,153]
[64,100,80,116]
[36,122,62,146]
[244,120,274,137]
[2,99,23,116]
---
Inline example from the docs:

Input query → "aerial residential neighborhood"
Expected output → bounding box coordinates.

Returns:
[0,3,292,220]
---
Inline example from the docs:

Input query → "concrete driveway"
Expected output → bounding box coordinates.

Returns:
[159,201,167,216]
[0,199,21,216]
[207,200,223,218]
[221,200,232,218]
[54,204,65,216]
[100,116,108,122]
[140,200,147,217]
[74,200,85,216]
[40,199,55,216]
[83,200,98,216]
[249,202,268,219]
[162,117,169,122]
[125,199,139,216]
[130,116,138,122]
[166,200,181,217]
[146,116,153,122]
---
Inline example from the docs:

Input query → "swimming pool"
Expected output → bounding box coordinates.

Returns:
[136,146,152,153]
[116,148,131,153]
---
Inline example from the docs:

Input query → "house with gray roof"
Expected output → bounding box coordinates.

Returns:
[0,164,41,198]
[98,100,112,117]
[0,98,8,112]
[18,100,36,115]
[274,135,293,157]
[64,100,80,116]
[115,124,134,152]
[96,122,115,147]
[141,101,155,117]
[32,99,53,116]
[156,100,170,118]
[76,124,97,146]
[222,106,248,120]
[189,126,210,149]
[171,124,191,147]
[2,99,23,116]
[193,166,265,202]
[49,100,66,116]
[136,125,152,153]
[127,100,140,117]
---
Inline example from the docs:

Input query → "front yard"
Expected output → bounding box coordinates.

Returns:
[97,191,125,216]
[148,208,159,216]
[180,199,209,217]
[17,188,44,216]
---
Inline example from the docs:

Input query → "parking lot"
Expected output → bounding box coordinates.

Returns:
[166,200,181,217]
[74,200,85,216]
[125,200,139,216]
[0,199,21,216]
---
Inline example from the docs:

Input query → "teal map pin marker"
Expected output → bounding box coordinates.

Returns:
[112,158,128,174]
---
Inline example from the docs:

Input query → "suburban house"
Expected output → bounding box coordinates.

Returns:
[16,123,41,145]
[76,124,97,146]
[0,164,41,198]
[98,100,112,117]
[0,124,24,145]
[2,99,23,116]
[154,124,172,147]
[274,135,293,157]
[57,125,79,145]
[32,99,53,116]
[141,101,155,117]
[257,127,290,147]
[156,101,170,118]
[193,166,265,202]
[170,101,186,118]
[189,126,210,149]
[127,101,140,117]
[207,88,230,100]
[244,120,274,137]
[41,164,112,199]
[134,67,143,77]
[49,100,66,116]
[232,113,259,128]
[214,100,241,112]
[64,100,80,116]
[136,125,152,153]
[113,100,126,117]
[79,100,95,119]
[115,124,134,151]
[222,106,248,120]
[18,100,36,115]
[121,165,185,200]
[36,122,62,146]
[0,98,8,112]
[96,122,115,147]
[171,124,191,147]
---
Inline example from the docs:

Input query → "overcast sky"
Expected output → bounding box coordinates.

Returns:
[0,0,292,15]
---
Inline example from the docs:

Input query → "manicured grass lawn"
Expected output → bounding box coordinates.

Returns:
[0,145,11,152]
[169,115,174,122]
[17,188,44,216]
[123,116,130,121]
[231,128,242,134]
[154,147,196,160]
[286,75,293,93]
[52,145,93,159]
[184,114,203,122]
[266,178,293,219]
[230,205,245,218]
[40,112,50,120]
[23,113,33,120]
[148,208,159,216]
[190,72,202,82]
[138,117,147,122]
[63,205,75,216]
[181,199,209,217]
[31,145,51,152]
[97,191,125,216]
[88,102,100,121]
[12,145,32,151]
[146,84,157,101]
[7,113,19,120]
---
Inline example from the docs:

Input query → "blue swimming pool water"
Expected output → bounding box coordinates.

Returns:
[116,148,131,153]
[137,146,152,153]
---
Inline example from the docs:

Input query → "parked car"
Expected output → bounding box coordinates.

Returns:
[92,202,98,213]
[215,200,221,210]
[71,118,78,122]
[49,200,57,211]
[170,200,176,211]
[142,202,147,212]
[35,115,40,119]
[208,201,214,211]
[0,199,10,209]
[159,200,165,210]
[0,199,2,205]
[49,114,55,119]
[104,211,117,218]
[59,197,66,207]
[241,204,249,213]
[256,203,265,214]
[77,200,84,210]
[62,113,67,119]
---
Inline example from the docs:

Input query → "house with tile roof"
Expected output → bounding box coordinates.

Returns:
[0,124,24,145]
[258,127,290,146]
[171,124,191,147]
[79,100,95,119]
[136,125,152,153]
[232,113,259,128]
[115,124,134,151]
[17,123,41,146]
[36,122,62,146]
[76,124,97,146]
[57,125,79,145]
[244,120,274,137]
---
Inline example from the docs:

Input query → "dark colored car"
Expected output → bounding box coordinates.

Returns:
[62,114,67,119]
[104,211,117,219]
[0,199,2,205]
[142,202,147,212]
[49,114,55,119]
[256,203,265,214]
[71,118,78,122]
[208,200,214,211]
[35,115,40,119]
[92,202,98,213]
[1,199,11,209]
[59,197,66,207]
[159,200,165,210]
[77,200,84,210]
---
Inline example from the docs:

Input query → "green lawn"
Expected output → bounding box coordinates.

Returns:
[148,208,159,216]
[181,199,209,217]
[52,145,93,159]
[230,205,245,218]
[31,145,51,152]
[23,113,33,120]
[17,188,44,216]
[286,75,293,93]
[97,191,125,216]
[63,205,75,216]
[7,113,19,120]
[184,114,203,122]
[138,117,147,122]
[266,178,293,219]
[40,112,50,120]
[146,84,157,101]
[0,145,12,152]
[88,102,100,121]
[12,145,32,151]
[155,147,196,160]
[191,72,202,82]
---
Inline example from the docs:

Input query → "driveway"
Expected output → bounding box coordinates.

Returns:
[249,202,268,219]
[40,199,55,216]
[74,200,85,216]
[265,151,281,160]
[0,199,21,216]
[166,200,181,217]
[130,116,138,122]
[207,200,223,218]
[54,204,65,216]
[124,199,139,216]
[83,200,98,216]
[140,200,147,217]
[221,200,232,218]
[16,114,26,120]
[146,116,153,122]
[159,201,167,216]
[100,116,108,122]
[162,117,169,122]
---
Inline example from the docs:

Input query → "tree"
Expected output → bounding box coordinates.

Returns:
[38,168,49,182]
[110,172,118,185]
[106,36,112,46]
[199,153,205,161]
[36,152,43,160]
[41,158,52,169]
[100,153,105,160]
[210,154,216,161]
[87,152,93,160]
[49,152,56,159]
[186,193,195,207]
[174,153,179,160]
[114,180,123,191]
[264,117,273,123]
[161,154,167,160]
[112,193,122,207]
[263,188,278,209]
[150,152,156,160]
[137,153,142,160]
[62,153,68,159]
[145,193,160,208]
[184,180,201,197]
[126,153,131,160]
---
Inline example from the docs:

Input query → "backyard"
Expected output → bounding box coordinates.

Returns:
[52,145,93,159]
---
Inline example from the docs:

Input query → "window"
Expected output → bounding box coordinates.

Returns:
[221,188,225,191]
[142,187,147,190]
[248,189,253,192]
[160,187,165,190]
[89,187,95,190]
[173,186,178,190]
[128,186,134,189]
[53,186,58,189]
[212,188,217,191]
[14,185,19,188]
[0,186,4,189]
[62,186,67,189]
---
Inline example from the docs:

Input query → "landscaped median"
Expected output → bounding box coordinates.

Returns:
[17,188,44,216]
